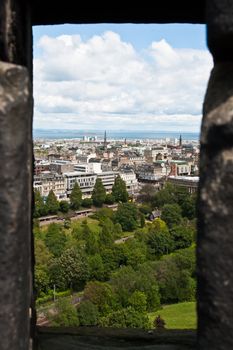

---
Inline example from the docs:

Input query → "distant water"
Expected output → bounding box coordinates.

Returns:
[33,129,199,141]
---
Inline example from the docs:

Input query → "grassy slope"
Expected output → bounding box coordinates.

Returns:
[149,302,197,329]
[66,217,101,235]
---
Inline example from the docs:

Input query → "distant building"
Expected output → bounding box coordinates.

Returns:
[97,171,118,193]
[49,160,74,174]
[34,173,66,199]
[136,163,169,182]
[119,169,138,195]
[34,160,50,175]
[179,134,182,147]
[167,176,199,193]
[169,161,191,176]
[149,209,161,221]
[74,162,102,174]
[64,172,97,197]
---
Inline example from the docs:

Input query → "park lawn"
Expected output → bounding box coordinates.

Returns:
[71,217,101,234]
[149,302,197,329]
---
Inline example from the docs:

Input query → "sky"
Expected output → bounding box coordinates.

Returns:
[33,24,213,132]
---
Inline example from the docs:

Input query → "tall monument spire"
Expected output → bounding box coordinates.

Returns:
[104,130,107,151]
[179,134,182,147]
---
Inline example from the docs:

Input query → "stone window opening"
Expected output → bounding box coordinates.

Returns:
[1,1,233,350]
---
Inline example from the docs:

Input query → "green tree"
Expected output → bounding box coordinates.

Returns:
[138,184,157,205]
[45,223,67,257]
[35,238,52,266]
[180,194,196,220]
[154,254,196,303]
[112,175,128,203]
[46,190,59,214]
[173,246,196,277]
[147,218,173,256]
[58,247,89,290]
[114,223,122,238]
[70,182,82,209]
[115,203,138,231]
[83,281,116,316]
[48,258,67,291]
[35,266,50,295]
[161,203,182,228]
[123,239,147,268]
[152,183,176,208]
[77,300,99,326]
[82,198,93,208]
[59,200,69,213]
[140,213,145,228]
[88,254,105,281]
[110,266,137,307]
[99,218,114,247]
[92,178,106,207]
[170,224,193,250]
[34,189,47,217]
[128,291,147,312]
[104,193,115,204]
[82,222,99,255]
[100,307,150,329]
[48,298,79,327]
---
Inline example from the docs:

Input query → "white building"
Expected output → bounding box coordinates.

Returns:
[64,172,97,197]
[97,171,118,193]
[119,170,138,195]
[74,162,102,174]
[33,174,66,199]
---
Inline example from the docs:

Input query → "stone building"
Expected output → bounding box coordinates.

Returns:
[167,176,199,193]
[144,147,168,162]
[49,160,74,174]
[33,174,66,199]
[119,169,139,195]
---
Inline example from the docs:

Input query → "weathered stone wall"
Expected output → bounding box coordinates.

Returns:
[0,62,32,350]
[197,1,233,349]
[0,1,33,350]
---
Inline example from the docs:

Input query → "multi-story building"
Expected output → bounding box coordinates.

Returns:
[166,176,199,193]
[169,161,191,176]
[64,172,97,197]
[119,169,138,195]
[74,162,102,174]
[144,147,168,162]
[136,163,170,182]
[97,171,118,193]
[34,160,50,175]
[33,174,66,199]
[49,160,74,174]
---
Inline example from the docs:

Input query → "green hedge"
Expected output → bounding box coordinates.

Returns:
[36,289,71,306]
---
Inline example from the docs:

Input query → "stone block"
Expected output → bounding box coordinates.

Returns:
[198,63,233,350]
[0,61,32,350]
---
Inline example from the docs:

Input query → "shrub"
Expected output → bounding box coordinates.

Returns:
[82,198,93,208]
[153,315,166,329]
[47,298,79,327]
[77,300,99,326]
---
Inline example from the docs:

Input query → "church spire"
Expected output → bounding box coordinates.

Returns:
[179,134,182,147]
[104,130,107,151]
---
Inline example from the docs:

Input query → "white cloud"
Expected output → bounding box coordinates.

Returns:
[33,32,213,131]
